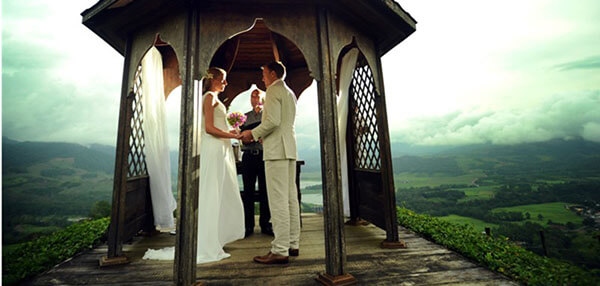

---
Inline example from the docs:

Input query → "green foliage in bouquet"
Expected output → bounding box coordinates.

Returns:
[2,217,110,285]
[397,208,599,285]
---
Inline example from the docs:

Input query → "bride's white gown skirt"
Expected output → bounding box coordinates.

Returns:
[144,93,245,264]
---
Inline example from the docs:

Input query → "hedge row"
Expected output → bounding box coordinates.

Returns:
[397,208,599,285]
[2,217,110,285]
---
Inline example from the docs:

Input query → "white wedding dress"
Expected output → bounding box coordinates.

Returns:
[143,91,245,264]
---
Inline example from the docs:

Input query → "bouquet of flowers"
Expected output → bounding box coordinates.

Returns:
[227,112,247,129]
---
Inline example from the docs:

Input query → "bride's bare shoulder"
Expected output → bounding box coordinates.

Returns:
[203,92,218,106]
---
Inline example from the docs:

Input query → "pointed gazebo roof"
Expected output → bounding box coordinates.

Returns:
[82,0,416,57]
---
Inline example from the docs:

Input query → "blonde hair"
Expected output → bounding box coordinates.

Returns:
[202,67,226,94]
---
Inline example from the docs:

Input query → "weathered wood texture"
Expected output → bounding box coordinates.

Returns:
[157,44,182,98]
[82,0,415,59]
[327,11,382,94]
[373,49,400,243]
[173,7,200,286]
[27,214,517,286]
[128,9,187,93]
[211,19,314,106]
[107,38,133,259]
[197,4,320,82]
[122,176,155,240]
[316,7,349,278]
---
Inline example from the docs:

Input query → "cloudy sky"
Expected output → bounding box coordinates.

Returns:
[2,0,600,151]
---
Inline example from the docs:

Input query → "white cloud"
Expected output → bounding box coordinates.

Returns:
[3,0,600,150]
[390,91,600,145]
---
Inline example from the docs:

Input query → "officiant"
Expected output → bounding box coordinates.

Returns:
[240,88,273,237]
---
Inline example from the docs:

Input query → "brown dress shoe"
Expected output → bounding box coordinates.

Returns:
[253,252,289,264]
[288,248,299,256]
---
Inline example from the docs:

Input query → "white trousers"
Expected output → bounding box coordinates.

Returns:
[264,159,300,256]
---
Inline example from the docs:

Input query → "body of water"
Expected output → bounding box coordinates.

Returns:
[300,180,321,189]
[302,193,323,205]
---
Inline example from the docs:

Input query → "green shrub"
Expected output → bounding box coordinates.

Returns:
[2,217,110,285]
[88,201,111,219]
[397,208,599,285]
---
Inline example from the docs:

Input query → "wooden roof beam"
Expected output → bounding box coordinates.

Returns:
[270,32,289,67]
[270,32,281,63]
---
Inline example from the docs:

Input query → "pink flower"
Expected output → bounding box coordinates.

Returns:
[227,112,247,128]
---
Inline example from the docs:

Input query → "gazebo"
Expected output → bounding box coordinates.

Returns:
[81,1,416,285]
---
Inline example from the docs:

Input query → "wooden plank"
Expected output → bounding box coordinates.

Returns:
[351,267,515,286]
[27,215,517,286]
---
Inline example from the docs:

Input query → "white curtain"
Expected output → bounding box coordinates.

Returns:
[337,48,359,217]
[141,47,177,231]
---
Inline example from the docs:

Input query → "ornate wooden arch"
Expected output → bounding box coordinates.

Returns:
[208,19,313,107]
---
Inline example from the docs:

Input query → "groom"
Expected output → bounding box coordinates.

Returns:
[241,61,300,264]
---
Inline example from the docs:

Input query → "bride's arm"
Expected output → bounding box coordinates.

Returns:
[203,93,239,139]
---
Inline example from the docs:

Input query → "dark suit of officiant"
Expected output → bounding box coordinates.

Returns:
[241,109,272,236]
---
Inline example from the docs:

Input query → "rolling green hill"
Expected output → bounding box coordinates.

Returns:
[2,139,115,244]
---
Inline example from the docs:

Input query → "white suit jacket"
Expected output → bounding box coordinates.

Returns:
[252,79,298,161]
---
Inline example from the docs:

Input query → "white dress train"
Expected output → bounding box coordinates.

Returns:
[143,91,245,263]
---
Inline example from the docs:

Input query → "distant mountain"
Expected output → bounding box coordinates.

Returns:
[390,142,454,157]
[2,138,117,244]
[443,138,600,158]
[89,143,116,158]
[2,136,20,145]
[392,138,600,176]
[3,140,114,174]
[392,156,464,175]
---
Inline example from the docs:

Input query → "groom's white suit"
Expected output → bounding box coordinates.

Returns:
[252,78,300,256]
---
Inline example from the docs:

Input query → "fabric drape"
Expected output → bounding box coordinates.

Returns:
[337,48,359,217]
[141,47,177,230]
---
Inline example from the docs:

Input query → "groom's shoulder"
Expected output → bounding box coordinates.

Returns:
[276,80,295,96]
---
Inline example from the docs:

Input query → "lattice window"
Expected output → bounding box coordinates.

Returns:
[127,65,148,178]
[349,62,381,171]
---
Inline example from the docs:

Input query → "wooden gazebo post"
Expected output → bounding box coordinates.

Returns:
[101,38,132,266]
[174,7,200,286]
[374,53,403,247]
[315,7,355,285]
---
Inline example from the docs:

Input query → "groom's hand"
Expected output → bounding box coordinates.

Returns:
[240,130,253,144]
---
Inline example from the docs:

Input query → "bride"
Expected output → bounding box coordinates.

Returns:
[144,67,245,263]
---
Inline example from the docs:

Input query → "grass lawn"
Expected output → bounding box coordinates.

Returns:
[394,170,486,188]
[437,215,498,232]
[535,179,566,184]
[492,202,583,226]
[457,185,499,202]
